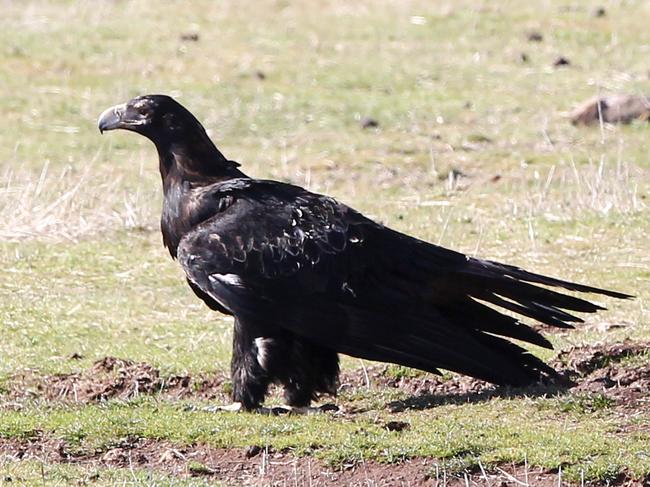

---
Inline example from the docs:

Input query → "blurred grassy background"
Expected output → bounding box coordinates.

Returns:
[0,0,649,483]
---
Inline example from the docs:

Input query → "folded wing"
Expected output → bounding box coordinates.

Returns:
[178,178,631,386]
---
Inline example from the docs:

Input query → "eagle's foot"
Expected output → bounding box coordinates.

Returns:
[201,402,339,415]
[273,403,340,415]
[204,405,291,415]
[203,402,243,413]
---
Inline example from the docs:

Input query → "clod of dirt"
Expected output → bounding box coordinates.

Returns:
[490,174,502,183]
[553,56,571,67]
[553,341,650,410]
[245,445,263,459]
[384,420,410,432]
[526,31,543,42]
[553,341,648,377]
[360,117,379,129]
[180,33,200,42]
[570,94,650,125]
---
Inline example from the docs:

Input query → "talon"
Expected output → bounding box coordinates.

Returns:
[278,404,340,415]
[318,403,340,413]
[263,406,292,415]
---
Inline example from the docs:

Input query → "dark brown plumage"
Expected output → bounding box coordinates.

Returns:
[98,94,632,411]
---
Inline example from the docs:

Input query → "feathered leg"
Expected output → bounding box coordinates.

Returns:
[229,317,272,411]
[280,341,340,408]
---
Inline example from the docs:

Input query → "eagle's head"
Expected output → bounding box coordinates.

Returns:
[98,94,207,144]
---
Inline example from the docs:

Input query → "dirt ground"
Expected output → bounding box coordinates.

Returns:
[6,342,649,410]
[1,435,646,487]
[2,341,649,485]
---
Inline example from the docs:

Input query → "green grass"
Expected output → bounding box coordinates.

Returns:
[0,460,219,486]
[1,0,649,484]
[0,397,648,483]
[0,232,233,377]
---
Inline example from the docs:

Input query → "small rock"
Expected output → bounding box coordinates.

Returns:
[553,56,571,67]
[570,94,650,125]
[254,70,266,80]
[593,7,606,17]
[517,52,529,63]
[57,440,68,459]
[360,117,379,129]
[527,31,543,42]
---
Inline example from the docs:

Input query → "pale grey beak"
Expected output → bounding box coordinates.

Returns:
[98,103,127,133]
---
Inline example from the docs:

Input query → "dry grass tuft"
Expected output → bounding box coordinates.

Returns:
[0,162,158,241]
[522,156,646,220]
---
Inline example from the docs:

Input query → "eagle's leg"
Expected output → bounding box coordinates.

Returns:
[229,317,272,411]
[251,335,339,410]
[280,344,340,408]
[222,320,341,413]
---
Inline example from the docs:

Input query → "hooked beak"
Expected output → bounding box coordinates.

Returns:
[98,102,149,134]
[98,103,127,134]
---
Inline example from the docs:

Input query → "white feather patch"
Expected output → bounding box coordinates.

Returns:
[255,337,271,370]
[209,273,244,287]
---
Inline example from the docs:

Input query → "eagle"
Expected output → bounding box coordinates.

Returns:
[98,95,630,412]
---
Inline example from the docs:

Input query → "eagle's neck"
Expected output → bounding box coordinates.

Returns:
[157,140,247,258]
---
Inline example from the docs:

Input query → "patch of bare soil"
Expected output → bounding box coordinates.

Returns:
[3,341,649,415]
[4,357,229,406]
[553,342,650,412]
[2,435,645,486]
[340,341,650,413]
[339,365,498,412]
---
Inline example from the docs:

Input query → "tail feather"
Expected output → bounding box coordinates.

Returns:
[468,275,606,312]
[476,259,633,299]
[441,298,553,349]
[358,252,632,387]
[471,331,559,386]
[477,292,579,328]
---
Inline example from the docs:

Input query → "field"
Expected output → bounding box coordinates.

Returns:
[1,0,649,485]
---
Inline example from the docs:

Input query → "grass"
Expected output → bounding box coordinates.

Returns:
[1,0,649,484]
[1,397,649,482]
[0,460,218,486]
[0,232,233,377]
